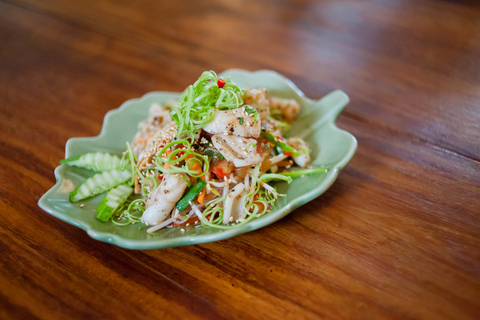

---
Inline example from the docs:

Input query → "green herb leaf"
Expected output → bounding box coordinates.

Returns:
[244,105,257,115]
[247,142,257,150]
[244,105,259,122]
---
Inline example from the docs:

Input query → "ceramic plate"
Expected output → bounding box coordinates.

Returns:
[38,69,357,249]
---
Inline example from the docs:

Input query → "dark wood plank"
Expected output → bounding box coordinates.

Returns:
[0,1,479,319]
[5,0,480,160]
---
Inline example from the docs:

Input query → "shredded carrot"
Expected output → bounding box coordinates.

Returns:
[163,150,172,169]
[276,160,291,167]
[197,176,206,203]
[185,154,203,175]
[192,164,202,175]
[134,174,140,194]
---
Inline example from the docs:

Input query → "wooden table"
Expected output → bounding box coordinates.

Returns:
[1,0,479,319]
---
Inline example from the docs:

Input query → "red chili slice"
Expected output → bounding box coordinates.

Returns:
[217,78,226,88]
[212,167,226,179]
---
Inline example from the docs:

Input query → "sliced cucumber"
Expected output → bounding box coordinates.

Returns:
[70,169,131,202]
[60,152,122,172]
[96,184,133,222]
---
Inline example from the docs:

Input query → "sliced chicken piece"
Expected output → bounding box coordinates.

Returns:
[223,183,246,224]
[211,134,262,167]
[244,88,270,121]
[142,173,189,225]
[202,106,261,138]
[286,137,311,167]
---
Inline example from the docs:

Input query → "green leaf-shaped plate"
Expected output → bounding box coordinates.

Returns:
[38,69,357,249]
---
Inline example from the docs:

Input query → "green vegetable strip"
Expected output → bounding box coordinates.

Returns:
[264,133,301,157]
[175,178,207,212]
[60,152,122,172]
[259,174,293,183]
[125,142,145,185]
[96,185,133,222]
[276,168,327,178]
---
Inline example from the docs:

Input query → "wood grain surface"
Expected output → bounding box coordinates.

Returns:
[1,0,479,319]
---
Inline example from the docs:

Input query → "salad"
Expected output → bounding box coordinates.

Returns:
[61,71,326,233]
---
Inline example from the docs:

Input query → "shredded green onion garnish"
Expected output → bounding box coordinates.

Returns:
[170,70,245,137]
[111,198,145,226]
[141,177,158,197]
